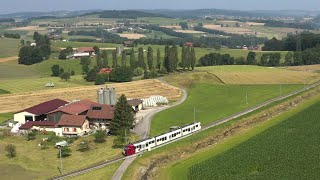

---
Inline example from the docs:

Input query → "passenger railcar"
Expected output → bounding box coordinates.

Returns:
[123,122,201,156]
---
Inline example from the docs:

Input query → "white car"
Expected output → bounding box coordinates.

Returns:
[55,141,68,148]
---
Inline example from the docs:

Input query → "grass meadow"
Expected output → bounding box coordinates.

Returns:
[150,83,303,136]
[0,113,13,124]
[186,96,320,180]
[0,133,138,180]
[0,38,20,58]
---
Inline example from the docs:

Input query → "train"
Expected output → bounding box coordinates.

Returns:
[123,122,201,156]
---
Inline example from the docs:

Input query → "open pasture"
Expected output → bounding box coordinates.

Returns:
[0,79,181,113]
[187,97,320,180]
[203,24,255,35]
[8,26,47,31]
[0,38,19,58]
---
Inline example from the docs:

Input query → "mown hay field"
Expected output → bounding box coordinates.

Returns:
[117,33,146,39]
[0,79,181,113]
[187,98,320,180]
[197,66,320,84]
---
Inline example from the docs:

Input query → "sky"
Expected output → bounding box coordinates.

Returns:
[0,0,319,14]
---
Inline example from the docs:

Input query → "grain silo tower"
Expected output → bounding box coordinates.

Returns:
[97,87,117,105]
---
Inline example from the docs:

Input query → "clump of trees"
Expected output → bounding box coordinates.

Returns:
[77,141,90,152]
[58,46,73,60]
[94,130,107,143]
[51,64,74,81]
[3,33,20,39]
[57,147,72,158]
[18,32,51,65]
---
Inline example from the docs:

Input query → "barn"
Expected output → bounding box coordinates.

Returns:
[14,99,68,124]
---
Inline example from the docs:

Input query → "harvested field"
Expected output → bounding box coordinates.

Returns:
[174,30,205,34]
[245,22,265,26]
[0,79,181,113]
[8,26,46,31]
[285,65,320,72]
[117,33,146,39]
[0,56,18,63]
[203,24,255,35]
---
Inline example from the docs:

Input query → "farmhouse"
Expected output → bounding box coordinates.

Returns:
[76,47,95,55]
[55,115,90,137]
[86,104,115,130]
[98,68,113,74]
[47,100,98,122]
[14,99,68,124]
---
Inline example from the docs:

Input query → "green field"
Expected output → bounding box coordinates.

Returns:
[150,83,303,136]
[185,96,320,180]
[0,38,19,58]
[0,113,13,124]
[0,89,10,95]
[70,161,122,180]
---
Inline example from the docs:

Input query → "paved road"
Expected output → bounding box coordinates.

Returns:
[111,87,188,180]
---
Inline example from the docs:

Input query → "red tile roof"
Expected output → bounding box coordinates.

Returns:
[57,115,87,127]
[98,68,113,74]
[48,100,98,115]
[19,121,57,130]
[86,104,114,120]
[17,99,68,115]
[77,47,95,53]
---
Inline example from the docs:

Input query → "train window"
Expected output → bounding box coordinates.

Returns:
[196,125,198,127]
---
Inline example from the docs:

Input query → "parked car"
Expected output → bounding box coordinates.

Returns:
[55,140,68,148]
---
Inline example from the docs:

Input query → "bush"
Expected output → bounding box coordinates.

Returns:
[95,74,105,85]
[5,144,16,158]
[94,130,106,143]
[133,67,144,76]
[109,66,134,82]
[51,65,60,77]
[26,131,36,141]
[70,70,75,76]
[78,141,90,152]
[57,147,72,158]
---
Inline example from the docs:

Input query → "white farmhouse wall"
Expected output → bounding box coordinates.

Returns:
[14,112,36,124]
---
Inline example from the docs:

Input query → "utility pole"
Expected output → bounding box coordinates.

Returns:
[59,147,63,175]
[194,106,196,123]
[246,91,248,104]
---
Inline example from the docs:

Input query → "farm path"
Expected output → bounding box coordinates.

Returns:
[0,56,18,63]
[112,79,187,180]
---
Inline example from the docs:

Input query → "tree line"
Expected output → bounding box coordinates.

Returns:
[3,33,20,39]
[18,32,51,65]
[263,20,318,30]
[0,18,15,23]
[199,51,284,67]
[92,10,165,19]
[194,25,232,36]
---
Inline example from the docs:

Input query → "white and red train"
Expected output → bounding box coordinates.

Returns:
[123,122,201,156]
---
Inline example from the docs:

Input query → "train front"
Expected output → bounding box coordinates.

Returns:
[123,144,136,156]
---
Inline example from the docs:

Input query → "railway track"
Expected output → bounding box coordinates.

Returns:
[49,82,320,180]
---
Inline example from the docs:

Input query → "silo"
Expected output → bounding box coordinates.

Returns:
[104,88,110,105]
[97,88,104,104]
[110,87,117,105]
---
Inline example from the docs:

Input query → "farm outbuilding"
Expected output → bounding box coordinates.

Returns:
[86,104,115,130]
[128,99,143,112]
[14,99,68,124]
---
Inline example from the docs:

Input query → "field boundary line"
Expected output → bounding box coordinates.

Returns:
[205,71,226,84]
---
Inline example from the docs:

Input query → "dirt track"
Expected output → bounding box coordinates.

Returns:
[0,56,18,63]
[0,79,181,113]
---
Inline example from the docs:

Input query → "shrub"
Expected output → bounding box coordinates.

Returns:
[94,130,106,143]
[26,131,36,141]
[78,141,90,152]
[70,70,75,76]
[133,67,144,76]
[5,144,16,158]
[95,74,105,85]
[57,147,72,158]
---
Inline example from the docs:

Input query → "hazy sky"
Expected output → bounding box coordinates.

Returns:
[0,0,319,14]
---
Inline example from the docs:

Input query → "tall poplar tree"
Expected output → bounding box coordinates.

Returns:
[138,47,146,69]
[101,50,108,68]
[182,46,186,69]
[130,48,136,69]
[112,50,118,68]
[163,45,170,72]
[147,46,153,70]
[190,48,196,70]
[186,47,191,69]
[96,54,103,69]
[121,50,127,66]
[156,48,161,70]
